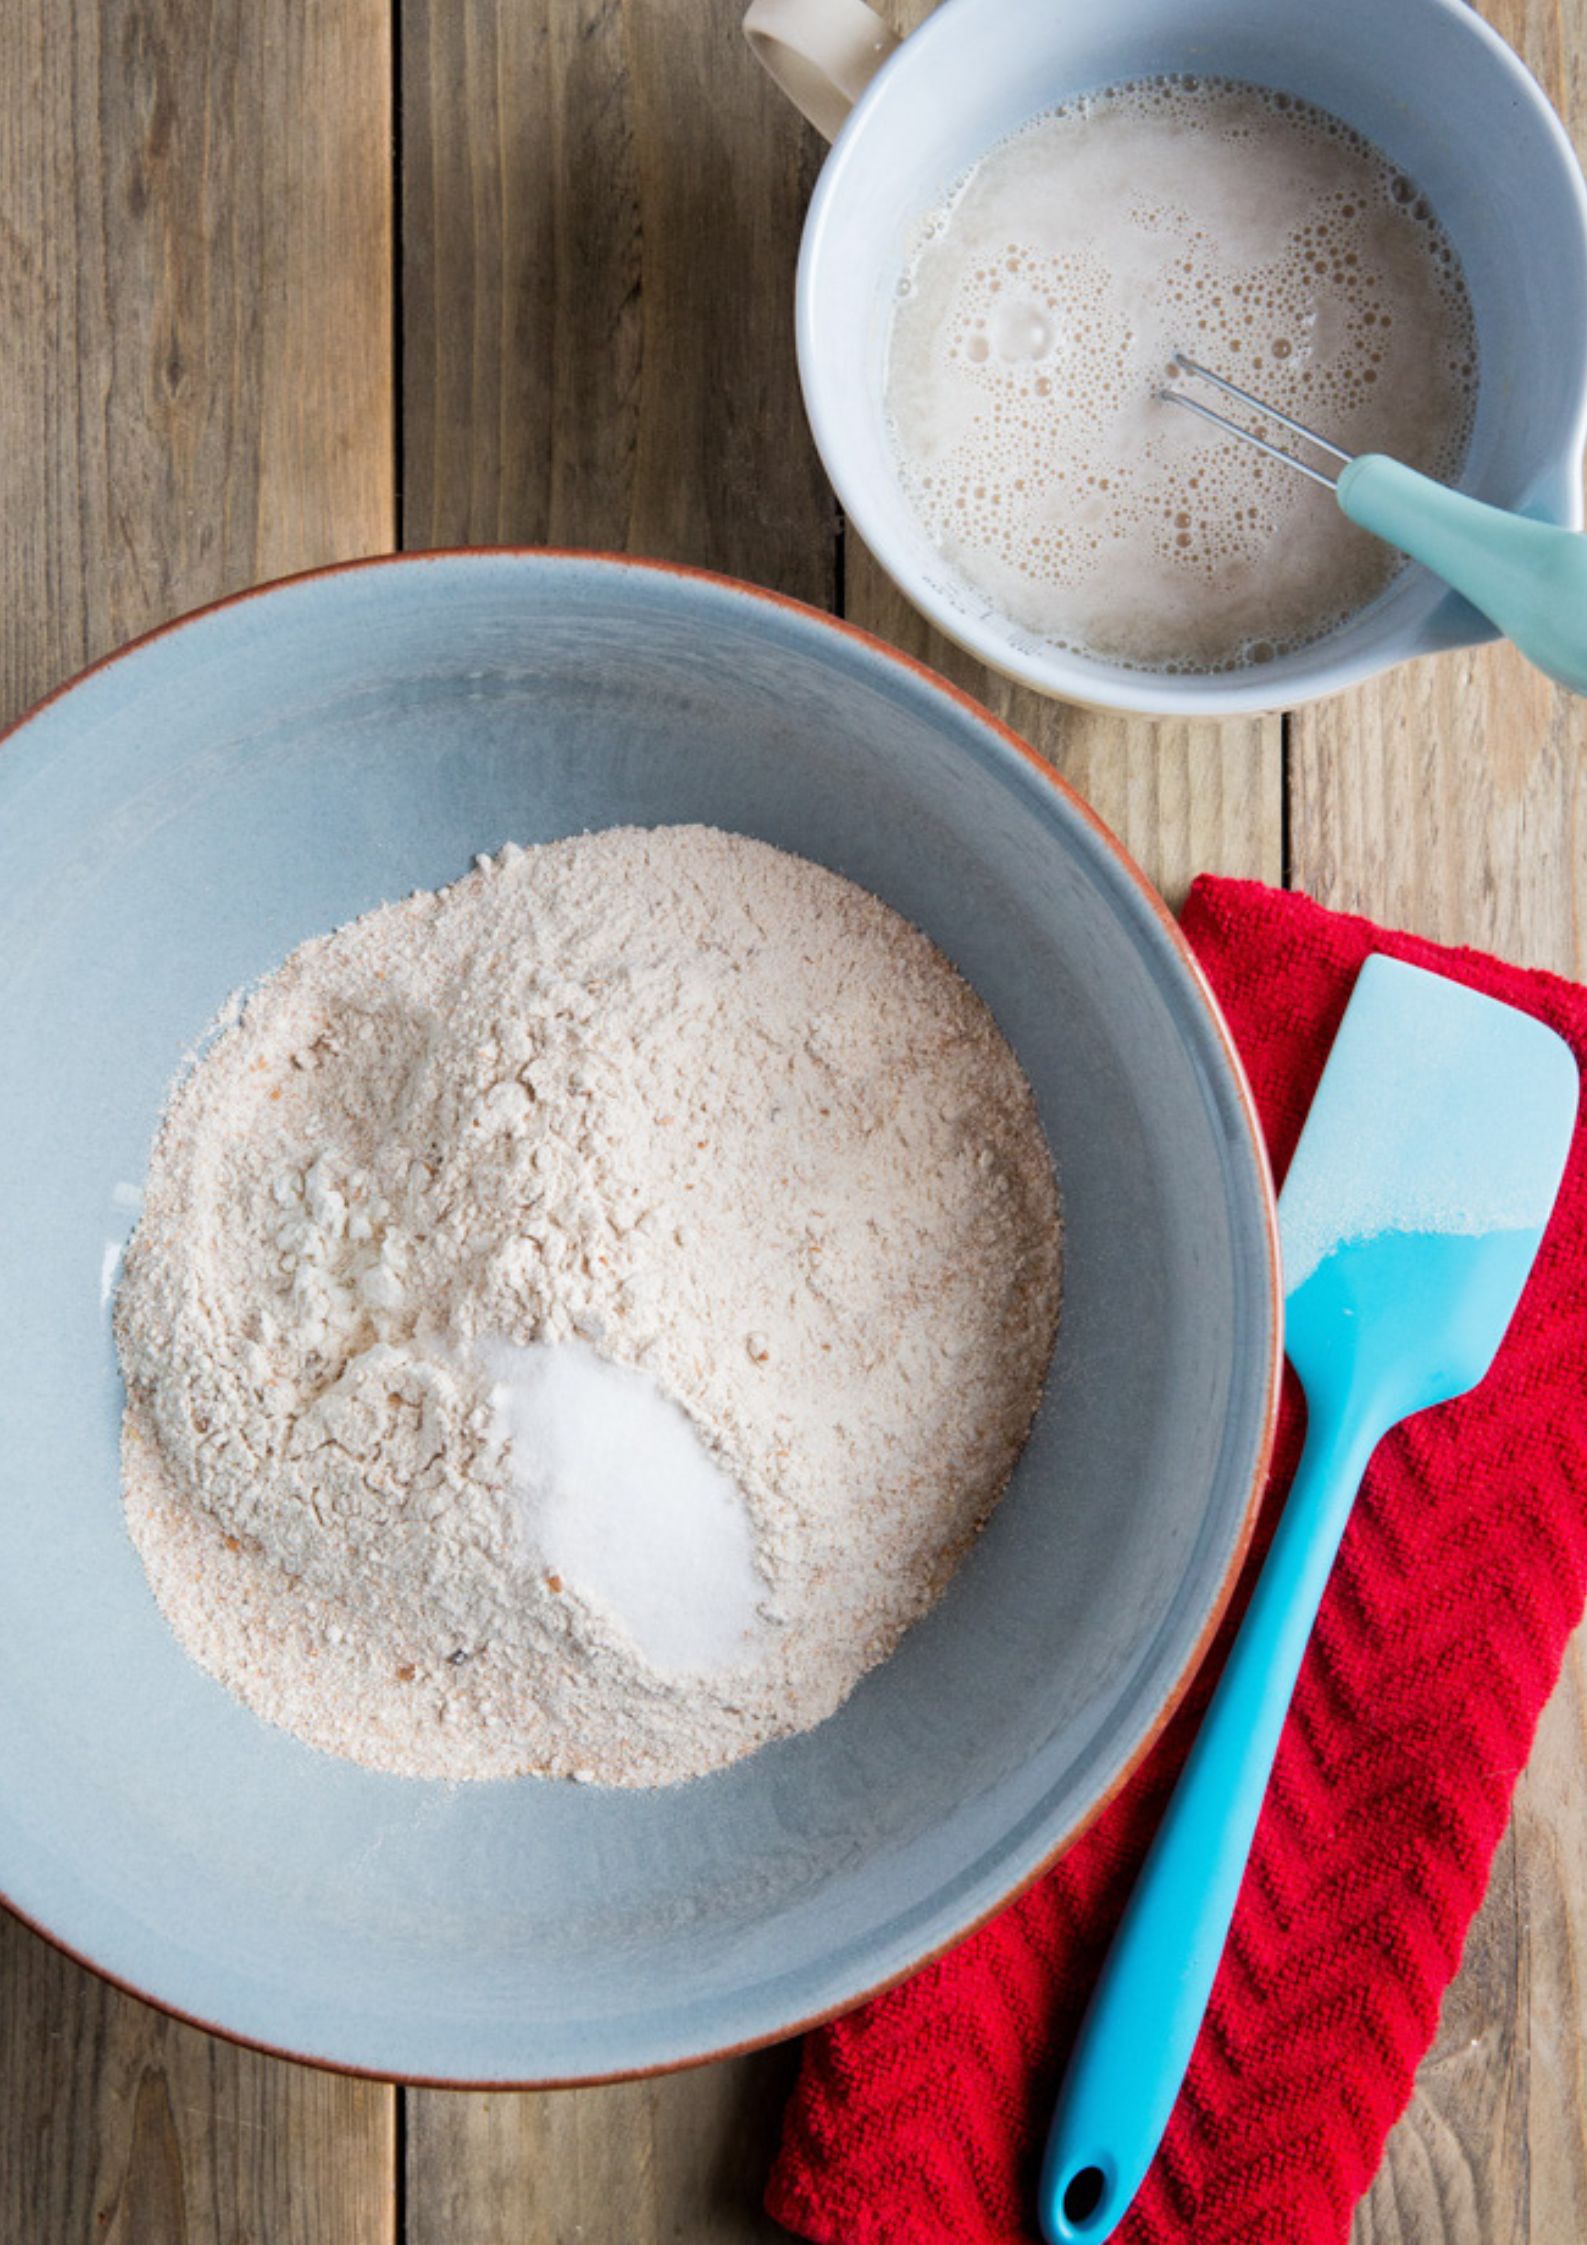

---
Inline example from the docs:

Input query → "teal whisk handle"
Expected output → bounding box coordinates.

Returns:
[1339,454,1587,694]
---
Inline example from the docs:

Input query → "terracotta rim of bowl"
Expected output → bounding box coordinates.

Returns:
[0,547,1283,2086]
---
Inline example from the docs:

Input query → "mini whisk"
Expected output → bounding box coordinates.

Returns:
[1162,353,1587,693]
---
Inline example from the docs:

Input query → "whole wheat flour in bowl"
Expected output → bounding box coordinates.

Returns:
[115,824,1061,1788]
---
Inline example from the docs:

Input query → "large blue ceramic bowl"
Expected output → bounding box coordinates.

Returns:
[0,552,1278,2080]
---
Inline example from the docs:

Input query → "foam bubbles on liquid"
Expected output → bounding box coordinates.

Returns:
[884,77,1478,675]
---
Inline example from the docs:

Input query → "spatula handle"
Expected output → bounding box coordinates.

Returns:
[1038,1400,1382,2242]
[1338,456,1587,695]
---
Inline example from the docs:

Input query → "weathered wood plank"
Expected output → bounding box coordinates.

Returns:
[0,0,396,726]
[401,0,832,593]
[400,0,830,2234]
[407,2049,801,2245]
[1292,14,1587,2234]
[0,0,397,2238]
[1,1928,396,2245]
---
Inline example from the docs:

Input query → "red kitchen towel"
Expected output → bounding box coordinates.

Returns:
[768,875,1587,2245]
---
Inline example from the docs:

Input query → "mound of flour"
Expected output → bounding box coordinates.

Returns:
[115,826,1061,1784]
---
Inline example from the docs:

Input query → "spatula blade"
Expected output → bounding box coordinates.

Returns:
[1279,955,1578,1411]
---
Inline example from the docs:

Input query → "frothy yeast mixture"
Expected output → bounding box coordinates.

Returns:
[885,78,1478,674]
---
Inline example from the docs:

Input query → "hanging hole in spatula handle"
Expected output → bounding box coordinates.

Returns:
[1051,2159,1115,2237]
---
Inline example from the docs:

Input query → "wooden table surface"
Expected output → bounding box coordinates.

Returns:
[3,1,1584,2238]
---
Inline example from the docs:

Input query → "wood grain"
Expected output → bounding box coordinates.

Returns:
[399,1,830,2234]
[0,0,395,728]
[401,0,832,595]
[406,2048,800,2245]
[0,1929,395,2245]
[0,0,396,2238]
[1291,7,1587,2235]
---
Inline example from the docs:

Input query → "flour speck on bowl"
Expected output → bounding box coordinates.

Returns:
[115,824,1061,1785]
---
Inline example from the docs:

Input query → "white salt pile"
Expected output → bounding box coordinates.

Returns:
[478,1338,765,1674]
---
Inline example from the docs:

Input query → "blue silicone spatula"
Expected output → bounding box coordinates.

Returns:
[1039,954,1579,2243]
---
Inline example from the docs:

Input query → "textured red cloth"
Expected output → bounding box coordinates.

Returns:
[768,875,1587,2245]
